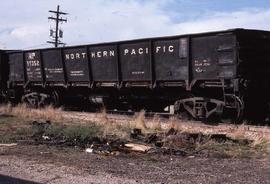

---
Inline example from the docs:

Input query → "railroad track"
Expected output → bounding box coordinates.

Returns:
[106,110,174,118]
[61,109,270,136]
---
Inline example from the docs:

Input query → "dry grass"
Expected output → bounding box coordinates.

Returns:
[133,110,147,130]
[0,104,64,122]
[147,114,162,131]
[101,122,131,139]
[74,108,270,149]
[99,107,108,124]
[0,104,270,156]
[1,104,269,143]
[167,117,183,130]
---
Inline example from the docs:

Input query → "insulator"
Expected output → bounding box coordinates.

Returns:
[59,30,63,38]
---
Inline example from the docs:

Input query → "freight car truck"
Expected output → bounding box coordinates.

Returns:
[4,29,270,122]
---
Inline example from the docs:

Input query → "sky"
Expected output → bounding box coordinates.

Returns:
[1,0,270,49]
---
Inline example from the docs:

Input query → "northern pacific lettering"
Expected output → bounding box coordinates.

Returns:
[65,45,175,60]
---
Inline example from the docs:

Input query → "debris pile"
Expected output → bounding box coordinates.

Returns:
[84,127,237,157]
[21,121,253,157]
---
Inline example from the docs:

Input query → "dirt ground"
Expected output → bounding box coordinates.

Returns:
[0,144,270,184]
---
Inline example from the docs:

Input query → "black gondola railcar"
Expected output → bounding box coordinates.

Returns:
[5,29,270,121]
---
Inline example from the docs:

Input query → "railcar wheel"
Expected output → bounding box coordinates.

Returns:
[174,97,225,121]
[174,94,195,120]
[51,91,60,107]
[22,92,50,108]
[221,96,244,124]
[232,96,244,123]
[22,93,40,108]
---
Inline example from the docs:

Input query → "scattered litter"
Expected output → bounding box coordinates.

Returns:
[42,135,51,140]
[85,148,94,153]
[145,133,158,144]
[166,128,178,136]
[132,128,142,135]
[85,143,121,156]
[40,151,51,155]
[124,143,152,153]
[154,141,163,148]
[130,128,144,140]
[96,143,112,155]
[0,143,17,147]
[32,120,53,139]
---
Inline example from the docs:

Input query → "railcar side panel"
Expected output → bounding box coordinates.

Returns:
[191,35,237,80]
[120,42,151,81]
[8,53,24,82]
[216,34,237,79]
[191,36,218,80]
[0,52,8,89]
[24,51,43,82]
[63,48,90,82]
[154,38,189,81]
[42,50,65,82]
[237,31,270,78]
[89,45,118,82]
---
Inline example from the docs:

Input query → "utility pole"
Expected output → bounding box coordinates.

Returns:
[47,5,68,47]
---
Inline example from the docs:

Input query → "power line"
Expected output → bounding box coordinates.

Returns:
[47,5,68,47]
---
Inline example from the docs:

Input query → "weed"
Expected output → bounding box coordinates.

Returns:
[148,114,162,131]
[3,104,64,122]
[133,110,147,131]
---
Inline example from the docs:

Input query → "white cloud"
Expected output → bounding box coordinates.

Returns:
[11,26,47,40]
[62,0,172,45]
[0,1,270,49]
[171,9,270,34]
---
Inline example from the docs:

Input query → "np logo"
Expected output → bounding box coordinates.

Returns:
[28,52,36,60]
[26,52,40,67]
